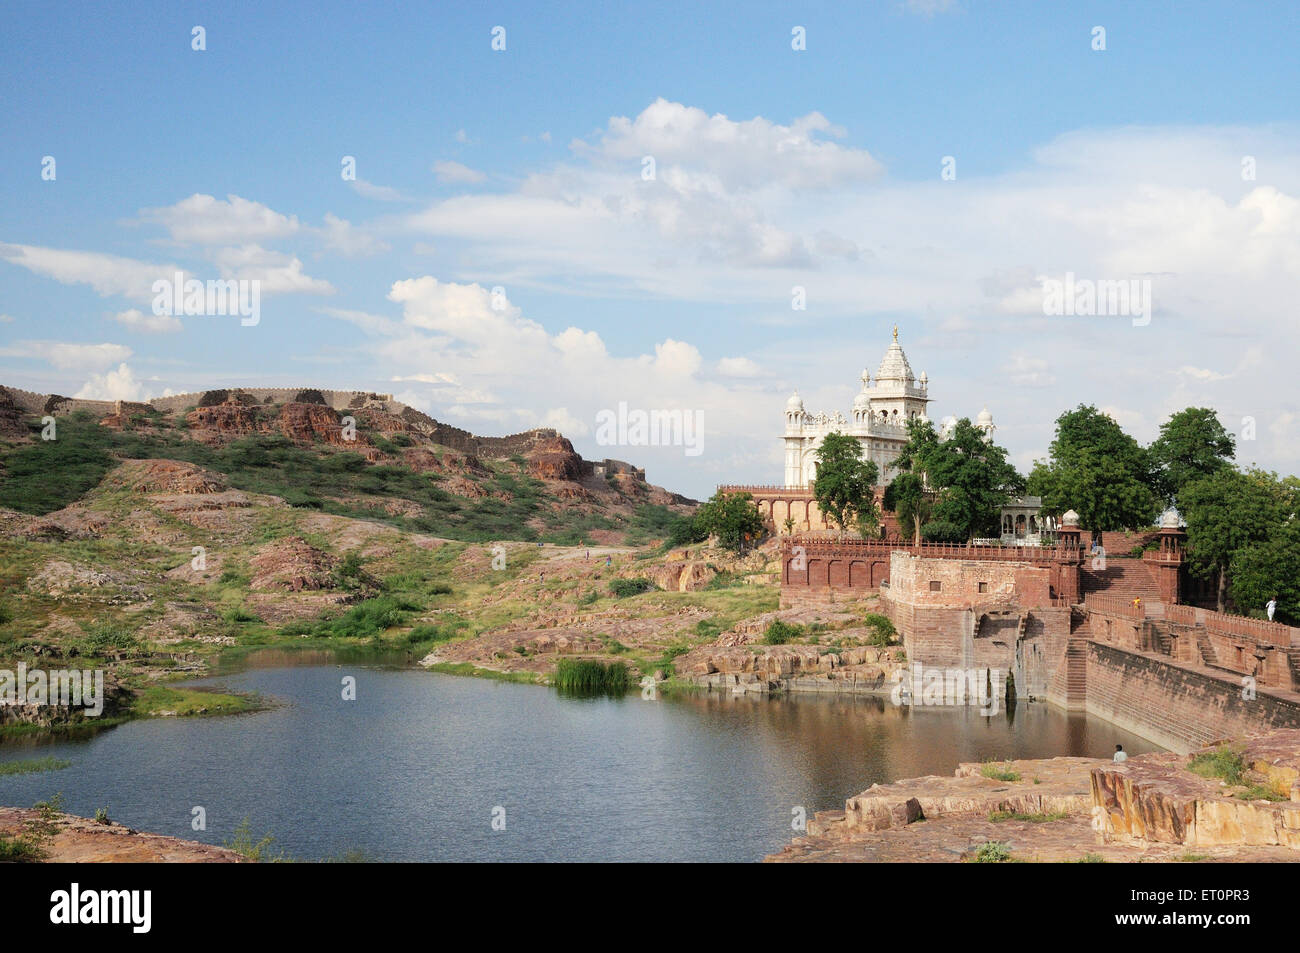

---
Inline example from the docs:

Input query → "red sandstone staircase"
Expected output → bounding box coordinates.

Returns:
[1078,556,1161,605]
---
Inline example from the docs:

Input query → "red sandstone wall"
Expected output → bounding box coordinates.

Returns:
[1083,641,1300,753]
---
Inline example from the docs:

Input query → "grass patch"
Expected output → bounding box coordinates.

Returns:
[553,658,631,696]
[1234,783,1286,802]
[980,761,1021,782]
[989,810,1067,823]
[132,685,258,717]
[425,661,541,684]
[1075,853,1108,863]
[1187,745,1245,785]
[0,756,72,776]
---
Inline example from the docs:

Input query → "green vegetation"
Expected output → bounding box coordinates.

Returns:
[971,841,1013,863]
[223,817,286,862]
[1028,404,1158,532]
[989,810,1067,823]
[763,619,804,645]
[812,431,878,535]
[862,612,895,646]
[1234,784,1286,802]
[693,490,765,553]
[609,577,655,598]
[0,412,667,545]
[980,761,1021,782]
[94,807,111,825]
[0,756,72,776]
[1075,853,1108,863]
[553,659,631,695]
[1187,745,1246,785]
[132,686,258,717]
[0,792,66,862]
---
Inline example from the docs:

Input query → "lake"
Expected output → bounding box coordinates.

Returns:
[0,655,1159,862]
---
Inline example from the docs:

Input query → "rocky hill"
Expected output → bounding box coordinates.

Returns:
[0,384,693,545]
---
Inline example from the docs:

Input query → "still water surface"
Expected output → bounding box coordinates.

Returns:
[0,655,1159,861]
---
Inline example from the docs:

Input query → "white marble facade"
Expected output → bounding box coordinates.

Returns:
[782,329,993,488]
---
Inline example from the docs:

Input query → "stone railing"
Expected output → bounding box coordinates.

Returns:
[1161,603,1294,648]
[783,535,1076,564]
[1084,593,1146,620]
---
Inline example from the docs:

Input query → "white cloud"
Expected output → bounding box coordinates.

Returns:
[573,98,883,190]
[0,243,183,302]
[75,363,149,401]
[139,193,300,245]
[433,160,487,184]
[320,213,390,257]
[0,340,133,370]
[350,179,407,202]
[716,356,763,378]
[210,244,334,295]
[112,308,183,333]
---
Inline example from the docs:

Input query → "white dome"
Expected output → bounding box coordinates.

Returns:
[1160,506,1183,529]
[977,407,994,426]
[1062,509,1080,527]
[853,389,871,411]
[786,390,804,413]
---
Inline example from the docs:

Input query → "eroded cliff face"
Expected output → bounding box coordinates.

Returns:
[768,729,1300,862]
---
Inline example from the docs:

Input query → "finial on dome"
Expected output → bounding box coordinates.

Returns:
[860,368,870,387]
[892,324,898,343]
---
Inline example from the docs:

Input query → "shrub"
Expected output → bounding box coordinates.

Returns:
[293,389,326,405]
[972,841,1012,863]
[94,808,111,825]
[0,603,12,626]
[862,612,895,646]
[609,577,654,598]
[763,619,804,645]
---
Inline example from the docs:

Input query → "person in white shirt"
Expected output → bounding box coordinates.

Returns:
[1267,597,1277,622]
[1113,744,1128,763]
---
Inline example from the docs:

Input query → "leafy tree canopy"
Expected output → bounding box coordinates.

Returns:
[1149,407,1235,502]
[1027,404,1158,531]
[812,431,878,534]
[695,490,765,553]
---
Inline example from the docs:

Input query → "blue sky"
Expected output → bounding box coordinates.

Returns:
[2,0,1299,498]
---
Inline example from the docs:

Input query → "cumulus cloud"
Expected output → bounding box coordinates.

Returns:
[112,308,183,333]
[139,193,300,245]
[573,98,883,190]
[74,363,149,401]
[209,244,334,295]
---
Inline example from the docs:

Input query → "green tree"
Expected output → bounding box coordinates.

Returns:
[812,432,878,535]
[1149,407,1235,502]
[695,490,765,553]
[925,419,1024,540]
[1027,404,1158,531]
[1178,468,1287,613]
[884,472,928,541]
[1229,522,1300,625]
